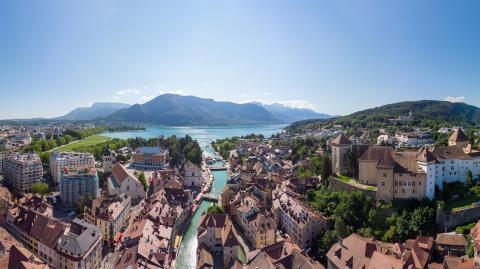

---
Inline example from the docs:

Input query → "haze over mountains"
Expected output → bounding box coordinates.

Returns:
[56,102,130,121]
[55,94,331,125]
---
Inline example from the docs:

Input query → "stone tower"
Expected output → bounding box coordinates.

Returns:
[448,128,469,148]
[102,144,115,174]
[331,133,352,175]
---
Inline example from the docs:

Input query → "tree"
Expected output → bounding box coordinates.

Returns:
[31,182,49,196]
[138,171,148,191]
[467,170,474,187]
[116,154,127,162]
[321,155,332,181]
[207,204,225,214]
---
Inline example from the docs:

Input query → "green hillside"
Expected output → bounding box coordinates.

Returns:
[287,100,480,132]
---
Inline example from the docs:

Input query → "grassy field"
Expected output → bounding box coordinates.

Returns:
[50,135,112,152]
[336,175,377,191]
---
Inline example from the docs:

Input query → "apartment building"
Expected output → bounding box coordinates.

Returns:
[197,213,242,267]
[272,191,331,249]
[232,193,276,249]
[6,205,102,269]
[3,153,43,194]
[56,219,102,269]
[84,194,131,247]
[60,167,99,208]
[50,151,95,184]
[1,245,50,269]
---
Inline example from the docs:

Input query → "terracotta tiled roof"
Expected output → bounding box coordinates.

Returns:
[449,128,469,143]
[7,245,50,269]
[111,163,139,184]
[436,233,468,247]
[358,146,396,168]
[332,133,351,146]
[443,256,480,269]
[247,240,324,269]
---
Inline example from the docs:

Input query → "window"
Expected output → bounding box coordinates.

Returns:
[381,182,385,186]
[383,173,387,177]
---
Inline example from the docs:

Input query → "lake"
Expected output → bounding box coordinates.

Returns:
[101,124,287,146]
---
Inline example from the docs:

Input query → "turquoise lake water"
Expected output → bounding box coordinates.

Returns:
[103,125,285,269]
[102,124,286,146]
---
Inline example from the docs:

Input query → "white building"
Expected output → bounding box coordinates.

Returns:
[50,151,95,183]
[183,161,203,188]
[3,153,43,193]
[395,132,434,147]
[377,134,395,145]
[417,146,480,191]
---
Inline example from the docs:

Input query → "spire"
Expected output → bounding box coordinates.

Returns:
[103,142,111,157]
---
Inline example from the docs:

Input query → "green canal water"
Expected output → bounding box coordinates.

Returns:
[175,146,245,269]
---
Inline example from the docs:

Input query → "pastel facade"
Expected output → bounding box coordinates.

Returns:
[84,194,131,247]
[232,194,276,249]
[272,191,330,249]
[6,204,102,269]
[60,167,99,208]
[197,213,242,268]
[132,147,169,169]
[50,152,95,184]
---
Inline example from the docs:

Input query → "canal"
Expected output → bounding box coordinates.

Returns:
[175,146,244,269]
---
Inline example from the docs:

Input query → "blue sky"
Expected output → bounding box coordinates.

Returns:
[0,0,479,119]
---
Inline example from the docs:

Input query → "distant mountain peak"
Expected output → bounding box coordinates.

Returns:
[56,102,130,121]
[252,102,331,122]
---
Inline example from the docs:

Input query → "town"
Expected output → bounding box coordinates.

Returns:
[0,114,480,269]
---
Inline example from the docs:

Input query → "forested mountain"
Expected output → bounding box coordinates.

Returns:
[287,100,480,132]
[108,94,281,125]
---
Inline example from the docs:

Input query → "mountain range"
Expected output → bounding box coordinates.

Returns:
[56,94,330,125]
[253,102,331,122]
[56,102,130,121]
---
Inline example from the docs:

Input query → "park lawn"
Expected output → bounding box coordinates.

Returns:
[52,135,112,152]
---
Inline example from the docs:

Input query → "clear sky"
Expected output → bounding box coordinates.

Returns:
[0,0,479,119]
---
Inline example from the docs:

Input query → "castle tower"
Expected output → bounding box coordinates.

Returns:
[448,128,469,148]
[331,133,352,175]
